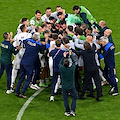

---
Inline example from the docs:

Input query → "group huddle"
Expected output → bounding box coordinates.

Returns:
[0,5,119,117]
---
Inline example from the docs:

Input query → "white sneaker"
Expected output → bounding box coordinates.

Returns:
[70,111,75,116]
[50,96,54,101]
[112,92,119,96]
[34,84,40,89]
[30,84,40,90]
[64,112,70,116]
[116,78,119,82]
[6,89,14,94]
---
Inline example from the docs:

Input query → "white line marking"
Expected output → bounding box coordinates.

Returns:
[16,51,120,120]
[16,88,45,120]
[115,51,120,55]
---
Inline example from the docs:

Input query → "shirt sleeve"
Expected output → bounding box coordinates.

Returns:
[71,48,82,56]
[30,20,35,26]
[80,13,88,24]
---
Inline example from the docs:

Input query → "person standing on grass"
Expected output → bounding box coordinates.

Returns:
[59,50,78,117]
[15,32,50,98]
[49,40,65,101]
[71,41,102,101]
[0,32,21,94]
[98,36,119,96]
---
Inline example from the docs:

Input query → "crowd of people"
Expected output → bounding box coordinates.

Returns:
[0,5,119,117]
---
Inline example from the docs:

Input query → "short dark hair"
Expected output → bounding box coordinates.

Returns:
[21,18,28,23]
[75,27,83,35]
[68,25,73,32]
[57,12,63,16]
[55,39,61,47]
[49,16,55,20]
[86,27,93,32]
[44,29,50,34]
[41,23,47,28]
[35,26,41,32]
[59,20,66,25]
[86,33,93,38]
[35,10,42,14]
[3,32,9,39]
[20,24,26,32]
[80,23,87,29]
[63,37,69,44]
[73,5,79,11]
[52,33,58,40]
[83,41,91,50]
[63,59,69,68]
[56,6,62,9]
[46,7,51,11]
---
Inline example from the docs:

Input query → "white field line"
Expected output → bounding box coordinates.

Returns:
[16,51,120,120]
[115,51,120,55]
[16,88,45,120]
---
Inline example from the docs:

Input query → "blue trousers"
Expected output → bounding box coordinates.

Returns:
[0,63,12,90]
[16,64,34,95]
[32,64,41,85]
[51,71,60,96]
[62,88,78,112]
[104,66,118,92]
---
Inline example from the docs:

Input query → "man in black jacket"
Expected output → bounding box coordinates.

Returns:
[72,41,102,101]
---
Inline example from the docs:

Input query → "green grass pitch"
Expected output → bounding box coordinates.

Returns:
[0,0,120,120]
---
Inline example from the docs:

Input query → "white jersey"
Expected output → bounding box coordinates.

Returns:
[49,41,56,52]
[13,32,32,47]
[14,32,32,57]
[41,14,51,23]
[17,24,34,34]
[51,12,59,20]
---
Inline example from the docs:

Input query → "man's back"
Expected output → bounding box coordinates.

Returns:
[21,39,46,66]
[49,48,64,73]
[0,40,18,65]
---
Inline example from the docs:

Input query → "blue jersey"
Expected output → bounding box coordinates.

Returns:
[99,42,115,68]
[21,39,50,66]
[49,48,65,73]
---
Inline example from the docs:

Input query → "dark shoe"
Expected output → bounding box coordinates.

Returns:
[96,97,101,102]
[78,96,85,100]
[101,93,103,97]
[19,94,27,98]
[87,94,95,98]
[15,92,19,97]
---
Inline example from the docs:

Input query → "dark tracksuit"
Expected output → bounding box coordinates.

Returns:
[49,48,64,96]
[93,22,114,44]
[0,40,19,90]
[59,55,78,112]
[99,42,118,93]
[72,44,102,98]
[15,39,50,95]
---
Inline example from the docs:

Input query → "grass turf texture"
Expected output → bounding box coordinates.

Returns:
[0,0,120,120]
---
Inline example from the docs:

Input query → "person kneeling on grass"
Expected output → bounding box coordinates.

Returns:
[59,50,78,117]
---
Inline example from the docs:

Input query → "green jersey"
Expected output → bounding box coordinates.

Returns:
[30,16,42,26]
[57,14,81,26]
[78,6,96,25]
[65,14,81,26]
[59,55,76,89]
[0,40,18,65]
